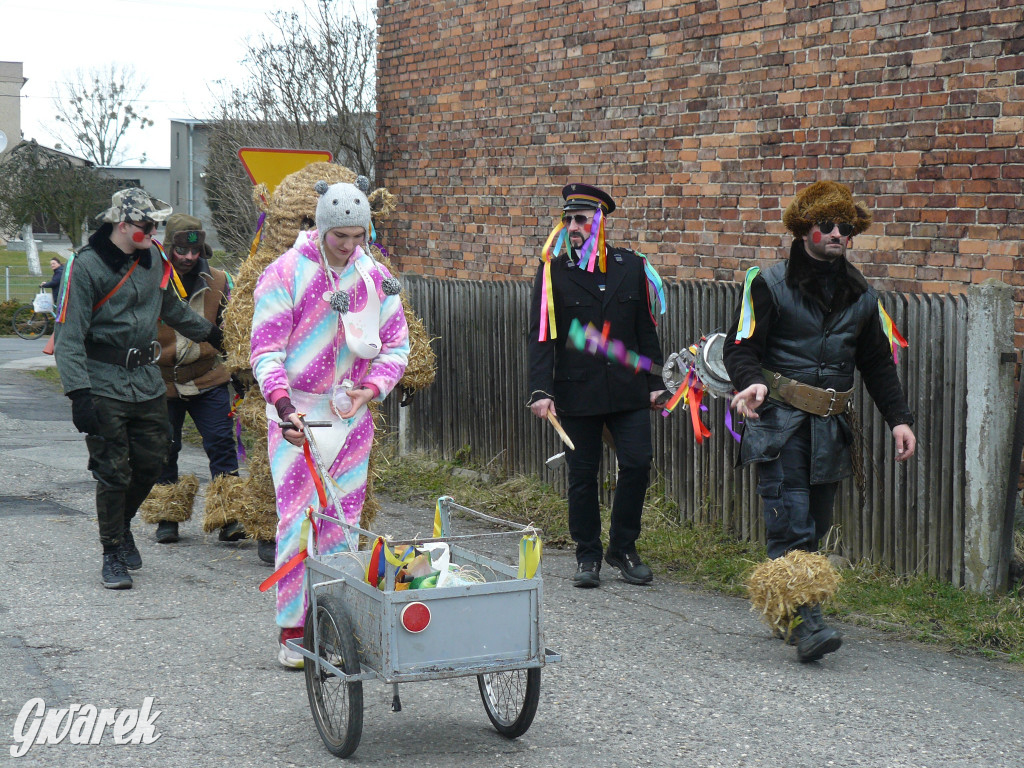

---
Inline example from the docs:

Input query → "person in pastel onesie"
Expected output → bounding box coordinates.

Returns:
[250,177,409,668]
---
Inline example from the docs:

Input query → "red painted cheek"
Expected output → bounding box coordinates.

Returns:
[811,231,822,244]
[132,231,146,244]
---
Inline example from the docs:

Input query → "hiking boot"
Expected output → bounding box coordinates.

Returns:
[102,552,133,589]
[278,627,305,669]
[257,539,276,565]
[218,521,245,542]
[118,530,142,570]
[605,548,653,585]
[793,604,842,662]
[572,561,601,588]
[155,521,179,543]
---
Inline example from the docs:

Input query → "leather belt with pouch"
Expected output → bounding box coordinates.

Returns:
[86,340,161,371]
[762,368,853,417]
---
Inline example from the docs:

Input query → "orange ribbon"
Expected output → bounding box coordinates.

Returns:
[303,441,328,508]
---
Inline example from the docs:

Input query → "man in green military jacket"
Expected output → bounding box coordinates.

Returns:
[54,188,224,590]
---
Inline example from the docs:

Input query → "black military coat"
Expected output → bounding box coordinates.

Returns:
[527,245,663,417]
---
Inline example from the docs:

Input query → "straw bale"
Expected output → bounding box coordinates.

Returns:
[400,309,437,392]
[239,497,278,542]
[139,475,198,523]
[746,550,842,636]
[235,385,270,434]
[202,473,247,532]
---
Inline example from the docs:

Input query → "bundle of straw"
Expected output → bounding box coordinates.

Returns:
[746,550,842,635]
[202,473,248,533]
[139,475,199,524]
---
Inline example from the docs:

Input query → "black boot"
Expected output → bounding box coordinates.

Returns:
[257,539,276,565]
[102,552,133,589]
[218,521,245,542]
[118,529,142,570]
[793,604,842,662]
[156,521,179,543]
[572,561,601,588]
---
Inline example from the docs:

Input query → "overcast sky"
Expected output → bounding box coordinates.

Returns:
[4,0,373,167]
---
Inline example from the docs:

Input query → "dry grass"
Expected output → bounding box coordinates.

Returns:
[138,475,199,523]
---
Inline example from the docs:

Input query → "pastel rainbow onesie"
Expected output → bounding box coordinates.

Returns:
[250,230,409,629]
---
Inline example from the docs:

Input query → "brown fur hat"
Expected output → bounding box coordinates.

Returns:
[782,181,872,238]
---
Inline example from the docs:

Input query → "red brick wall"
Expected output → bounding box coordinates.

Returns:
[377,0,1024,321]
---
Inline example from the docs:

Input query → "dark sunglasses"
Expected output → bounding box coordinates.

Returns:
[562,213,592,225]
[172,245,201,256]
[128,220,156,235]
[816,220,854,237]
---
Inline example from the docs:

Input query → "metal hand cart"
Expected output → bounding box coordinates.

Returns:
[289,425,559,758]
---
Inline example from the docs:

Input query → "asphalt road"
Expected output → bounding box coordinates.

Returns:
[1,336,1023,767]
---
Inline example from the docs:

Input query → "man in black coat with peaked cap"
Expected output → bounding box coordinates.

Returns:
[528,183,665,588]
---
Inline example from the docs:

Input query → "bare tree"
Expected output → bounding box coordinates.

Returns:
[203,0,377,254]
[52,64,154,166]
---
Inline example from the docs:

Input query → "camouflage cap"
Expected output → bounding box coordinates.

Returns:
[99,187,173,224]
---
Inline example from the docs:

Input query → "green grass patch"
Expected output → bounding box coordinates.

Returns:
[30,366,62,387]
[0,248,63,268]
[378,450,1024,664]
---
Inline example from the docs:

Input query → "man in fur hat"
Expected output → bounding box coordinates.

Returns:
[723,180,916,661]
[141,214,242,545]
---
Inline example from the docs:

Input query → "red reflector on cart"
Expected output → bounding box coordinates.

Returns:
[401,602,430,633]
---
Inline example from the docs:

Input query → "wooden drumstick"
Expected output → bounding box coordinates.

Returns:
[546,412,575,451]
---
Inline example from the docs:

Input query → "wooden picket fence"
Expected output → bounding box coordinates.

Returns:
[384,275,968,584]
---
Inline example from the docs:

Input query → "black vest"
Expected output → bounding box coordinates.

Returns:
[760,261,879,391]
[738,260,878,483]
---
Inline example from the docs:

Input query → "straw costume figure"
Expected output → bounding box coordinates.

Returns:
[723,181,916,662]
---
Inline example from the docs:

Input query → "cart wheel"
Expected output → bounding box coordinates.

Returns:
[12,306,48,340]
[477,667,540,738]
[303,595,363,758]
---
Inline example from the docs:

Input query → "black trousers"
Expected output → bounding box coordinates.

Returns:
[85,395,169,549]
[756,419,839,559]
[559,408,653,563]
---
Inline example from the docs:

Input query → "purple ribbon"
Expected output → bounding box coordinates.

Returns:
[724,407,743,443]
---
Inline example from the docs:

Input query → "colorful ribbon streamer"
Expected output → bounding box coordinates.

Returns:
[517,534,542,579]
[537,223,568,341]
[878,301,909,364]
[259,507,319,592]
[566,318,658,373]
[152,241,187,298]
[248,212,267,261]
[54,253,76,323]
[735,267,761,342]
[638,252,667,324]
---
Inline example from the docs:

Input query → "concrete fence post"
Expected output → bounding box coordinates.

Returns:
[398,402,409,457]
[964,279,1016,594]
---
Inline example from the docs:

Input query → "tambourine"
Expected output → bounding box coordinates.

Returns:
[662,332,734,398]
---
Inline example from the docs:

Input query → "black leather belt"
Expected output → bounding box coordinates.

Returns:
[85,340,162,371]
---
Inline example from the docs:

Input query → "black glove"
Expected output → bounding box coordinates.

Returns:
[206,325,224,353]
[68,389,101,435]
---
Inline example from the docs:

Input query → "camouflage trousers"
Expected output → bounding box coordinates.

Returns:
[85,395,169,548]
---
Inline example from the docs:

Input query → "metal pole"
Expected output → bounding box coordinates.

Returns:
[187,123,194,216]
[5,266,9,301]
